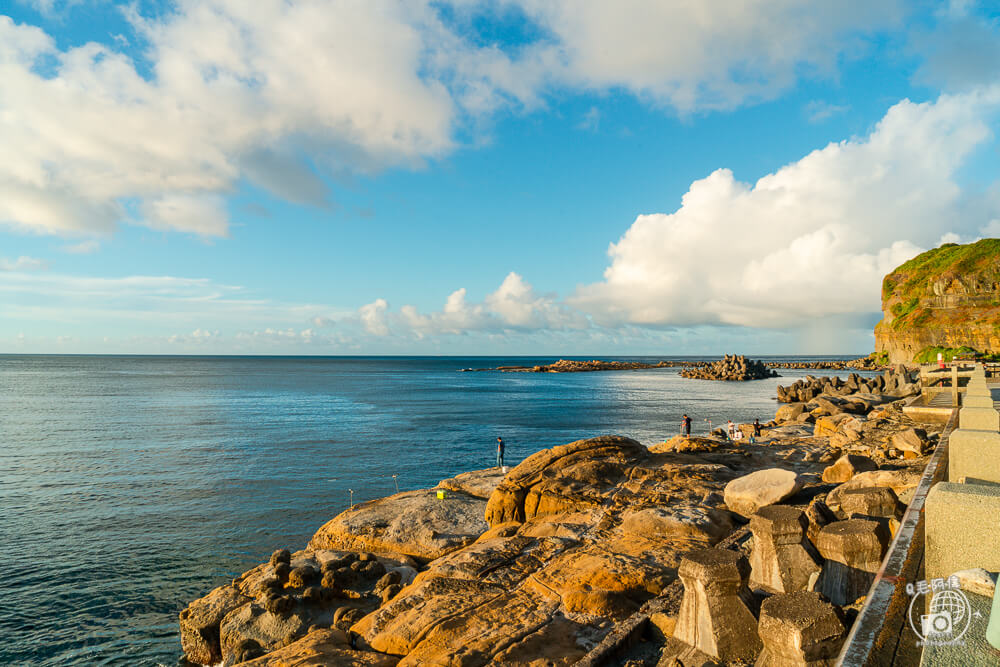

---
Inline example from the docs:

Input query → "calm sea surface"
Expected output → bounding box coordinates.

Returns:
[0,355,871,665]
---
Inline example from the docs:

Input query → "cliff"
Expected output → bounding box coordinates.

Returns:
[875,239,1000,364]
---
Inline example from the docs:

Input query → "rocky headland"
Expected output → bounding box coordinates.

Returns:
[179,380,940,666]
[876,238,1000,363]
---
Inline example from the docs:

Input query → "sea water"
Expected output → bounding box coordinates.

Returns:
[0,354,873,665]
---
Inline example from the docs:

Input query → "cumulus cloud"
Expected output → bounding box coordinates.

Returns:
[0,2,911,239]
[362,272,587,337]
[573,87,1000,328]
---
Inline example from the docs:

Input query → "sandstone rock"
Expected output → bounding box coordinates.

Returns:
[821,455,878,484]
[813,414,850,438]
[232,628,397,666]
[309,488,488,562]
[838,487,902,521]
[776,403,806,423]
[890,428,928,458]
[749,506,821,594]
[825,470,921,513]
[673,549,762,663]
[180,584,252,665]
[724,469,803,517]
[651,435,725,454]
[484,435,648,526]
[756,591,846,667]
[436,467,507,500]
[621,505,734,545]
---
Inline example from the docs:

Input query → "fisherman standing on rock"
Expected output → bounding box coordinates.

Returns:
[496,437,505,468]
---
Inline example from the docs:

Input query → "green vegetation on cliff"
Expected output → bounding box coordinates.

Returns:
[913,346,977,364]
[875,239,1000,363]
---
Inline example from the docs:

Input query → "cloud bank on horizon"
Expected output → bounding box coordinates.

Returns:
[2,0,1000,353]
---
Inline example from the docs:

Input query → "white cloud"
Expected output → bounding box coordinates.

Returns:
[0,2,913,240]
[373,272,587,337]
[805,100,850,123]
[0,4,459,238]
[359,298,391,336]
[515,0,904,112]
[62,240,100,254]
[0,255,48,271]
[573,87,1000,328]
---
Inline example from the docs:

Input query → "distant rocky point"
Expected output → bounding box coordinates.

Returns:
[461,354,884,374]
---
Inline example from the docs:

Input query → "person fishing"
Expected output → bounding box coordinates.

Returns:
[681,414,692,438]
[496,437,505,468]
[752,418,762,444]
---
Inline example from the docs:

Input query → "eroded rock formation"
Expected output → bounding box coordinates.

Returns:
[179,409,941,666]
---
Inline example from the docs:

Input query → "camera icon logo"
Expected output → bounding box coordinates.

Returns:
[907,577,971,645]
[921,611,953,636]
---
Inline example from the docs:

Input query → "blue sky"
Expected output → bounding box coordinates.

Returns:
[2,1,1000,355]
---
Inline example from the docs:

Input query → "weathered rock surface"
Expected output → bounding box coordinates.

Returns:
[484,435,648,526]
[821,454,878,484]
[723,469,803,517]
[233,628,398,666]
[890,427,928,458]
[622,506,734,545]
[825,469,921,513]
[181,585,252,665]
[435,467,507,499]
[310,489,488,562]
[180,550,412,665]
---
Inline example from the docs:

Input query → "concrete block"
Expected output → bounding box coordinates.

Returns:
[958,407,1000,431]
[674,548,762,662]
[949,430,1000,484]
[925,482,1000,583]
[963,394,995,409]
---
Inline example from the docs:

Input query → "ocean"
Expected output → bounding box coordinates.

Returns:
[0,354,872,665]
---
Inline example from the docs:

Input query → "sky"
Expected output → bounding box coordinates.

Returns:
[2,0,1000,355]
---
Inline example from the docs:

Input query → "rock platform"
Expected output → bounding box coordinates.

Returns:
[179,402,941,666]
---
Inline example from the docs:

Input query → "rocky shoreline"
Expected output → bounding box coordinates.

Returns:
[461,355,885,374]
[179,376,940,666]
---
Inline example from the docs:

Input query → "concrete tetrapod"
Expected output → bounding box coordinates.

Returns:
[673,548,763,663]
[925,482,1000,583]
[748,506,821,594]
[948,429,1000,484]
[813,519,890,606]
[756,591,846,667]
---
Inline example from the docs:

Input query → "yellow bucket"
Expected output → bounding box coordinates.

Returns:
[436,489,447,500]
